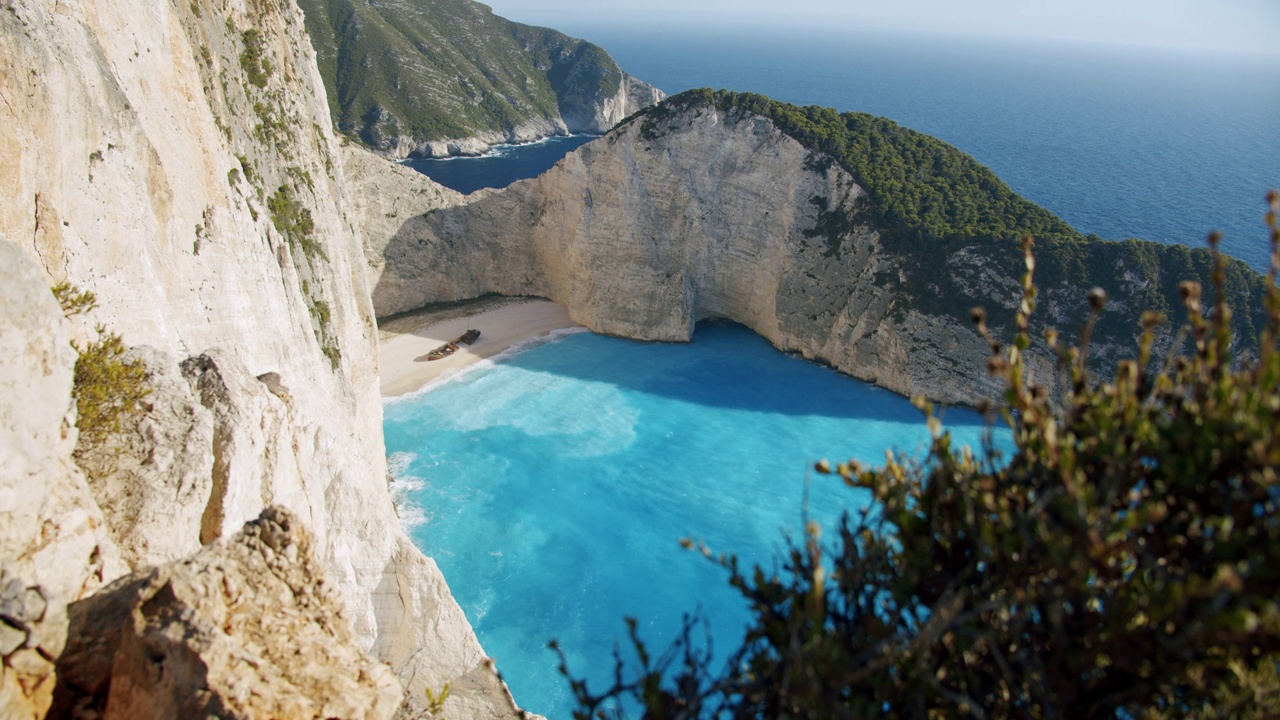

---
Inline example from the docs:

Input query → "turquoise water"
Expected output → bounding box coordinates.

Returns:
[384,323,1013,718]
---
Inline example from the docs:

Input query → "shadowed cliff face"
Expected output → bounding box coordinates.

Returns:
[370,98,1268,406]
[373,104,1010,405]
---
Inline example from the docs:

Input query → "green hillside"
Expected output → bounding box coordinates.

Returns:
[632,89,1269,344]
[298,0,637,150]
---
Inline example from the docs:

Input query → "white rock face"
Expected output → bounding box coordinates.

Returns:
[53,507,404,720]
[0,235,128,719]
[341,144,464,298]
[0,0,525,715]
[370,105,1007,405]
[557,73,669,136]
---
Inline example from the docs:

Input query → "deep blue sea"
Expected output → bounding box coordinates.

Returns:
[401,134,596,194]
[385,324,1012,718]
[410,26,1280,271]
[390,27,1277,719]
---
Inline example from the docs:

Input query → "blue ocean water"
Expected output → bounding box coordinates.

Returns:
[409,27,1280,271]
[401,134,596,194]
[385,324,1013,718]
[387,25,1276,719]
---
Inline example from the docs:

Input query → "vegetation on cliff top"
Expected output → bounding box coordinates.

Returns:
[638,89,1073,244]
[563,201,1280,718]
[297,0,630,149]
[632,89,1267,344]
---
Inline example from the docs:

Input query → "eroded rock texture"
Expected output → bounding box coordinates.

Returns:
[52,507,403,720]
[0,236,126,719]
[0,0,525,714]
[371,104,1008,405]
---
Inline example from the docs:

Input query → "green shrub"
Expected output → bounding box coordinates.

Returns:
[52,282,152,479]
[267,184,323,261]
[51,281,97,317]
[562,196,1280,719]
[235,154,256,185]
[72,330,150,452]
[51,280,150,476]
[239,29,272,89]
[320,341,341,371]
[424,682,450,719]
[311,298,342,370]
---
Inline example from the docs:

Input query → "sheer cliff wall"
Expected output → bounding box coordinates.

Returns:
[369,100,1266,407]
[371,104,1010,405]
[0,0,523,716]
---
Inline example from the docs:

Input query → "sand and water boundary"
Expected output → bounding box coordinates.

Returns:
[378,296,580,397]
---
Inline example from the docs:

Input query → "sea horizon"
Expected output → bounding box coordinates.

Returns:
[409,23,1279,272]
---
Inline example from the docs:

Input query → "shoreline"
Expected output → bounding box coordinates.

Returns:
[378,297,580,398]
[397,132,602,162]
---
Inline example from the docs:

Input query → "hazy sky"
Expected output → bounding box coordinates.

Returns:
[481,0,1280,56]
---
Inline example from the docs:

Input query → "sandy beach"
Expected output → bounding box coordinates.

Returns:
[378,297,579,397]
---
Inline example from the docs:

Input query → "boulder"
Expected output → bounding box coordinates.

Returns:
[52,507,403,720]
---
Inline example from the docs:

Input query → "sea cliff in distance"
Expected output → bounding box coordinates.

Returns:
[297,0,664,158]
[362,89,1269,406]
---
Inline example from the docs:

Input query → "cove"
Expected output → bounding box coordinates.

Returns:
[401,134,597,194]
[383,322,1014,718]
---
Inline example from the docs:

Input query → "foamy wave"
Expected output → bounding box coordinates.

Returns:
[495,325,590,361]
[398,134,600,163]
[387,451,416,477]
[387,451,430,531]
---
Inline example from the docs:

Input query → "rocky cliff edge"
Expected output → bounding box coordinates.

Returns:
[0,0,529,716]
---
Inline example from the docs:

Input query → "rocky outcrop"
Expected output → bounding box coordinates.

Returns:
[52,507,403,720]
[370,104,1007,404]
[1,0,525,715]
[75,346,215,569]
[368,97,1265,406]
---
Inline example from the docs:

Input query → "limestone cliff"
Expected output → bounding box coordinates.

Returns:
[371,102,1009,404]
[0,238,128,719]
[369,92,1267,406]
[0,0,526,716]
[52,507,403,719]
[298,0,665,158]
[341,143,465,295]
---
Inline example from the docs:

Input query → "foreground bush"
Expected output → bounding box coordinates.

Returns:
[561,194,1280,719]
